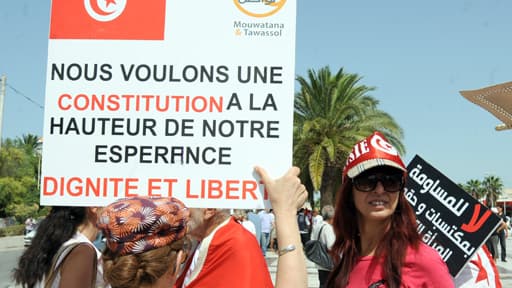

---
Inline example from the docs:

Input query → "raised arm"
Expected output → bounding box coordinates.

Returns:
[255,166,308,288]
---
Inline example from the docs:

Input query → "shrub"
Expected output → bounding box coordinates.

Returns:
[0,224,25,237]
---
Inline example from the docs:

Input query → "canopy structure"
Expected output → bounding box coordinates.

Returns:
[496,188,512,214]
[460,81,512,131]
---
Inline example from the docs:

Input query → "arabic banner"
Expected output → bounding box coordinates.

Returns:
[41,0,296,208]
[405,155,501,277]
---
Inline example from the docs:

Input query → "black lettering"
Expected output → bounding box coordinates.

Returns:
[267,121,279,138]
[153,64,167,82]
[67,63,82,81]
[216,66,229,83]
[182,65,198,82]
[51,63,65,80]
[95,145,107,162]
[111,118,124,135]
[109,145,123,163]
[135,64,151,81]
[218,147,232,165]
[124,146,138,162]
[269,66,283,84]
[120,64,135,81]
[100,64,113,81]
[50,117,63,134]
[139,146,152,163]
[155,146,169,163]
[226,93,242,110]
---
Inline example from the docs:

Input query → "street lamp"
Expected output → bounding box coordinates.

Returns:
[36,137,43,191]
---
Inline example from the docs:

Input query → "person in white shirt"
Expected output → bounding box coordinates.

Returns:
[258,209,274,256]
[311,209,324,230]
[310,205,335,288]
[234,209,257,237]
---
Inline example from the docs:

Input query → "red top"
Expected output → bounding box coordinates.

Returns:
[347,242,454,287]
[175,217,273,288]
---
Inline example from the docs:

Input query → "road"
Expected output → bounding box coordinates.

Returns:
[0,236,23,288]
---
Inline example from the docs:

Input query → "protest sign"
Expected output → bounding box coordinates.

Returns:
[41,0,296,208]
[405,155,502,277]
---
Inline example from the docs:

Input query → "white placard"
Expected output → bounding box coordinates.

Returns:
[41,0,296,208]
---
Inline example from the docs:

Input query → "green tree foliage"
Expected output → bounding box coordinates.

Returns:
[465,179,485,200]
[294,67,404,206]
[0,144,34,178]
[461,177,504,207]
[0,177,25,217]
[483,175,504,207]
[0,134,41,219]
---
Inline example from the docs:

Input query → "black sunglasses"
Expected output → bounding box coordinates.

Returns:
[352,173,404,193]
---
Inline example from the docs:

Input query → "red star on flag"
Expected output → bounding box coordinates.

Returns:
[105,0,116,7]
[470,254,489,284]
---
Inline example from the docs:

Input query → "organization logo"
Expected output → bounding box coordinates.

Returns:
[233,0,287,37]
[50,0,166,40]
[84,0,127,22]
[234,0,287,18]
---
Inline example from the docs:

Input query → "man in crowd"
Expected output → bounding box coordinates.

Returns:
[247,209,262,246]
[297,208,311,246]
[497,206,509,262]
[175,208,272,287]
[310,205,335,288]
[258,209,274,256]
[311,208,323,230]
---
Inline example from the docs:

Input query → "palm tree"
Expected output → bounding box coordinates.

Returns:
[483,175,504,207]
[465,179,485,201]
[14,134,42,184]
[294,66,404,206]
[16,134,41,155]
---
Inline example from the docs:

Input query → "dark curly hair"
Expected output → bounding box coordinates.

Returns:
[12,206,87,288]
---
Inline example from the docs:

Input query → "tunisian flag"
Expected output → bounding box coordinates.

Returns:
[49,0,166,40]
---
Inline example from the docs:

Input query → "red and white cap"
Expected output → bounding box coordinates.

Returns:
[342,131,406,179]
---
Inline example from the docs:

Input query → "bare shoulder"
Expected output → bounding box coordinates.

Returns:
[63,243,96,266]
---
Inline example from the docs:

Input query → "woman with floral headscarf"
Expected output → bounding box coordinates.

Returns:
[98,196,190,288]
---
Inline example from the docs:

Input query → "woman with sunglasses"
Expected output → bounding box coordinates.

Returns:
[326,132,453,288]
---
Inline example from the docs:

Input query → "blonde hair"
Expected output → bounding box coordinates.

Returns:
[103,239,186,288]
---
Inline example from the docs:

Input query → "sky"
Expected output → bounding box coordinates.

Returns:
[0,0,510,188]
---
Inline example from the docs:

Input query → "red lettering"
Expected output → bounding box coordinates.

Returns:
[43,177,58,195]
[148,178,162,197]
[208,179,223,199]
[41,176,141,198]
[226,180,239,199]
[186,179,199,199]
[243,180,258,200]
[67,177,82,196]
[162,178,177,196]
[57,93,72,110]
[125,178,138,197]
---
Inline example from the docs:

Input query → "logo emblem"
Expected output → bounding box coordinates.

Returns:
[84,0,127,22]
[234,0,286,18]
[370,133,399,156]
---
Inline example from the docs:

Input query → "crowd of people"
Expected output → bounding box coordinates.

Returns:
[11,131,509,288]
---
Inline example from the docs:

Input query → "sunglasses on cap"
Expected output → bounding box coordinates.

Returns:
[352,173,404,193]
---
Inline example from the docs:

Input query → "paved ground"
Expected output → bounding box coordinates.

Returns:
[1,235,512,287]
